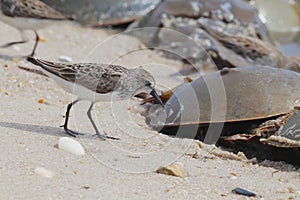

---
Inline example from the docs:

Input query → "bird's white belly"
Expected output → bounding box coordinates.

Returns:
[42,69,116,102]
[73,83,114,102]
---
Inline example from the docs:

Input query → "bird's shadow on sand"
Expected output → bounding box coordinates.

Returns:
[0,121,66,137]
[0,121,100,140]
[0,53,32,61]
[0,53,16,61]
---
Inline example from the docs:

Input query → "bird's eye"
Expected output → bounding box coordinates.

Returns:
[145,81,151,87]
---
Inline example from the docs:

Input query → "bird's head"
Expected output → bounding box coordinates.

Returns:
[126,67,164,107]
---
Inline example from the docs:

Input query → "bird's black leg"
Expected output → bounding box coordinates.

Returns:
[87,103,119,140]
[1,30,28,48]
[60,99,84,137]
[29,31,39,56]
[0,40,27,48]
[1,30,39,56]
[86,103,106,140]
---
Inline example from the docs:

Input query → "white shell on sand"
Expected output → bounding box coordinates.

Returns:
[58,55,73,62]
[58,137,85,156]
[34,167,54,178]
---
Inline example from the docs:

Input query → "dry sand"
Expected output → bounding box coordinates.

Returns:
[0,21,299,199]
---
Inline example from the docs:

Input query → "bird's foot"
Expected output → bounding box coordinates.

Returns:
[92,132,120,141]
[1,41,27,48]
[60,125,85,137]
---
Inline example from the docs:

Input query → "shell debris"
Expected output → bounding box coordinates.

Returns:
[34,167,54,179]
[37,98,51,105]
[156,163,184,178]
[38,36,46,42]
[58,137,85,156]
[58,55,73,62]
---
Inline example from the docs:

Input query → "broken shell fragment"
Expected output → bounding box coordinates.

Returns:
[58,137,85,156]
[34,167,54,179]
[156,164,184,178]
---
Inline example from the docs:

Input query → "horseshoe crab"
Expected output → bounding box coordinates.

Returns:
[148,66,300,144]
[127,0,273,74]
[129,0,269,40]
[41,0,160,26]
[147,66,300,165]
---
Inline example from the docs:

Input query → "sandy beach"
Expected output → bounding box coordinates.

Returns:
[0,21,299,199]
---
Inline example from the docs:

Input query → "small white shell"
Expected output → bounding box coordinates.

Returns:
[58,55,73,62]
[34,167,54,178]
[58,137,85,156]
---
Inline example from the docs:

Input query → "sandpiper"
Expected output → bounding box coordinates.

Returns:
[0,0,70,56]
[26,57,164,140]
[200,22,300,72]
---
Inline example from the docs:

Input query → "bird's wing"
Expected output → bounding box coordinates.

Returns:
[1,0,68,20]
[27,57,127,94]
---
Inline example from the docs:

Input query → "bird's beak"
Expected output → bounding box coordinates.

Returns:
[150,89,165,108]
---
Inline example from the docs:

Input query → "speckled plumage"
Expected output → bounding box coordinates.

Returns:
[202,25,300,72]
[26,57,156,99]
[0,0,70,56]
[26,57,163,140]
[28,58,129,94]
[0,0,68,19]
[206,28,283,66]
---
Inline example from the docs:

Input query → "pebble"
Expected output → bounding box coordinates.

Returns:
[232,187,256,197]
[227,175,237,180]
[58,137,85,156]
[58,55,73,62]
[288,186,295,193]
[156,164,184,178]
[34,167,54,178]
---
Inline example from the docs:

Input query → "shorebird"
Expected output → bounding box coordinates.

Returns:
[200,21,300,72]
[0,0,70,56]
[26,57,164,140]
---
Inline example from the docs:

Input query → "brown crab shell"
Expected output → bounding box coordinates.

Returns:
[216,109,300,165]
[150,66,300,140]
[128,0,271,42]
[41,0,160,26]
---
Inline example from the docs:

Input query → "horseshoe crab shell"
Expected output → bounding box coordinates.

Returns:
[41,0,160,26]
[150,66,300,142]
